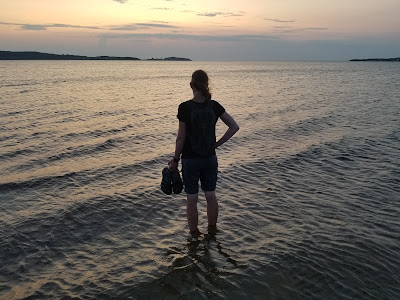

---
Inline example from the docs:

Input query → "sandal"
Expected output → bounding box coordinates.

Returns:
[171,168,183,194]
[161,167,172,195]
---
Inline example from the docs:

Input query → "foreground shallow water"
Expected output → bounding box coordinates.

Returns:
[1,61,399,299]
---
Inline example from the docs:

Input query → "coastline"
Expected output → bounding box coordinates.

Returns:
[0,51,191,61]
[349,57,400,62]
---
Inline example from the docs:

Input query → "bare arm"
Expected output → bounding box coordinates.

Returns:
[216,112,239,148]
[169,121,186,169]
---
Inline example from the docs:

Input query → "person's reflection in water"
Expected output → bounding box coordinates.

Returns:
[187,233,238,274]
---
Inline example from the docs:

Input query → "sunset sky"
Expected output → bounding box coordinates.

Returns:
[1,0,399,61]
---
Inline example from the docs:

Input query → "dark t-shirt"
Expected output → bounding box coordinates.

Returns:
[177,99,225,158]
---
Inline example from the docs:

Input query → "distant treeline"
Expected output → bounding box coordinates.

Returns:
[146,57,191,61]
[349,57,400,62]
[0,51,191,61]
[0,51,140,60]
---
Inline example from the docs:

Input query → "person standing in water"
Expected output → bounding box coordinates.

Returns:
[169,70,239,241]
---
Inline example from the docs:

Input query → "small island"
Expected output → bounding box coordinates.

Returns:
[147,57,191,61]
[349,57,400,62]
[0,51,191,61]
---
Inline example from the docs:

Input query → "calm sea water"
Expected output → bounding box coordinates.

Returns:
[0,61,399,299]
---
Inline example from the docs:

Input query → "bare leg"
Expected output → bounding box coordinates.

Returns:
[205,191,218,227]
[186,193,198,232]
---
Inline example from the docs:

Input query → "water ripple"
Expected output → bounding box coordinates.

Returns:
[1,61,400,299]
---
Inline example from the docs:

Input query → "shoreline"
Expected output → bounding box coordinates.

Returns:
[0,51,191,61]
[349,57,399,62]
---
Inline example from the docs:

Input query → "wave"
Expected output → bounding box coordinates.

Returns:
[0,152,168,193]
[1,82,39,88]
[0,108,35,118]
[60,124,133,141]
[0,147,37,160]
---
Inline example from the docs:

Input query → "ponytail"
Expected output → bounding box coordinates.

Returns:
[191,70,212,101]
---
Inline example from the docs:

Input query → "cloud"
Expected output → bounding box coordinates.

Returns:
[273,27,328,34]
[0,21,47,30]
[113,0,128,3]
[51,23,101,30]
[225,13,245,17]
[265,18,295,23]
[0,22,102,31]
[0,21,178,32]
[110,24,141,31]
[98,32,278,42]
[136,23,178,28]
[110,22,178,31]
[196,11,245,17]
[21,24,47,31]
[180,10,244,18]
[152,7,171,10]
[197,12,224,17]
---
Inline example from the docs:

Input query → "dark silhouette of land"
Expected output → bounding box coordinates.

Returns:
[147,57,191,61]
[0,51,191,61]
[349,57,400,62]
[0,51,140,60]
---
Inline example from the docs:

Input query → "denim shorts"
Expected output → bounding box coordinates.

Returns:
[181,155,218,194]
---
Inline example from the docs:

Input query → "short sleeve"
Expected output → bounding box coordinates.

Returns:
[213,101,225,118]
[177,102,186,122]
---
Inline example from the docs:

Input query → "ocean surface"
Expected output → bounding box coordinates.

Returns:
[0,61,399,300]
